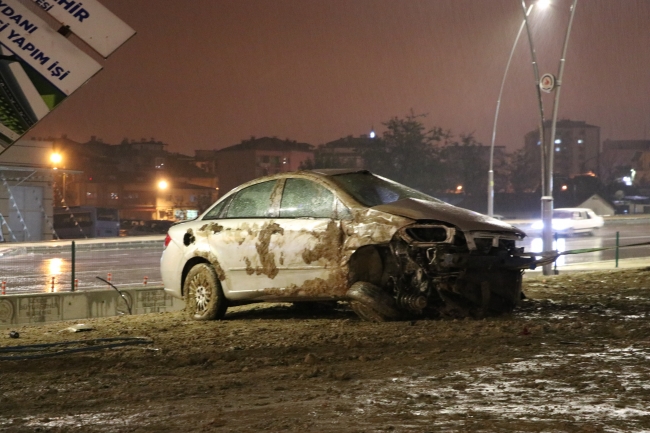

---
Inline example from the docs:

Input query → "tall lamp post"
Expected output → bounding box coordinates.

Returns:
[526,0,578,275]
[488,2,537,217]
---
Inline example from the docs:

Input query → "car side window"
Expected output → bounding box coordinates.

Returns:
[280,178,335,218]
[226,180,277,218]
[203,196,232,220]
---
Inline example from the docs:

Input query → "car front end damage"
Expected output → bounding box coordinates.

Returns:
[345,199,547,320]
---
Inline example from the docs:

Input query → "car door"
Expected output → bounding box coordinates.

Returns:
[573,210,589,232]
[261,177,348,299]
[204,180,282,299]
[584,210,601,230]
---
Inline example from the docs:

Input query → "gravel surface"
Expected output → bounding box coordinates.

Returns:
[1,268,650,432]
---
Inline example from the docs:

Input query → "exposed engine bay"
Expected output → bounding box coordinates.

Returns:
[348,220,543,321]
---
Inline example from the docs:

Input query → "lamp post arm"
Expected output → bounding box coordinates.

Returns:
[520,0,547,197]
[548,0,579,187]
[488,4,533,216]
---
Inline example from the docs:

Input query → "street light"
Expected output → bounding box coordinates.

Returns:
[50,152,62,168]
[490,1,576,274]
[526,0,578,275]
[157,179,169,190]
[543,0,578,276]
[519,0,551,274]
[50,151,66,203]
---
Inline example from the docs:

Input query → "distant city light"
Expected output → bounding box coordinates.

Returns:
[554,139,561,144]
[50,152,62,165]
[456,185,463,192]
[561,185,568,191]
[158,180,169,190]
[369,130,376,139]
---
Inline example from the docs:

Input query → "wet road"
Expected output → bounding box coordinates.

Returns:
[516,223,650,267]
[1,222,648,294]
[0,238,165,295]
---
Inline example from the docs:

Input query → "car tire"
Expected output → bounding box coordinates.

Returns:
[347,281,400,322]
[184,263,228,320]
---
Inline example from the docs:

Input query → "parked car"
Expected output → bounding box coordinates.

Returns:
[529,207,604,237]
[161,170,538,322]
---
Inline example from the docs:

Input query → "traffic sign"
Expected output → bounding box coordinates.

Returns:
[0,0,102,147]
[0,0,102,95]
[540,73,556,93]
[29,0,135,58]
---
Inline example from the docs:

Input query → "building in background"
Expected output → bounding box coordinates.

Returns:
[39,136,218,223]
[600,139,650,187]
[524,120,601,178]
[196,137,313,195]
[310,135,374,169]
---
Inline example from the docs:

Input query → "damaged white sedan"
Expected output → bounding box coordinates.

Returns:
[161,170,539,321]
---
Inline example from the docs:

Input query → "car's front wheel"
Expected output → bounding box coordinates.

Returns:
[184,263,228,320]
[347,281,401,322]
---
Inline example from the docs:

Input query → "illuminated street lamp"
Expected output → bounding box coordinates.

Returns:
[489,0,577,275]
[50,152,66,202]
[543,0,579,275]
[524,0,579,275]
[50,152,62,168]
[157,179,169,190]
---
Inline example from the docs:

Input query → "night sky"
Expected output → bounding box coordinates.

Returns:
[26,0,650,154]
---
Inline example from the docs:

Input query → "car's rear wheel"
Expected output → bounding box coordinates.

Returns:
[184,263,228,320]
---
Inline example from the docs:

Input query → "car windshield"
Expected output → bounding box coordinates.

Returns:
[329,172,442,207]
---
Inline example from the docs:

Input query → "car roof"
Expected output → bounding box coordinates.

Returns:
[309,168,369,176]
[554,208,592,212]
[217,169,355,199]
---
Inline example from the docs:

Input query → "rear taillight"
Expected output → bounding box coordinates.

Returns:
[164,234,172,248]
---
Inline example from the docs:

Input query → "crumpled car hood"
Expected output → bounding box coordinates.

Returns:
[371,198,525,236]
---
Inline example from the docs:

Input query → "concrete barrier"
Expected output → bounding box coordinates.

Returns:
[0,286,184,328]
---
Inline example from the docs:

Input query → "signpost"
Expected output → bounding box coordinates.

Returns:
[0,0,133,150]
[0,0,102,94]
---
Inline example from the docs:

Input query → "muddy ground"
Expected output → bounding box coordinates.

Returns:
[1,268,650,432]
